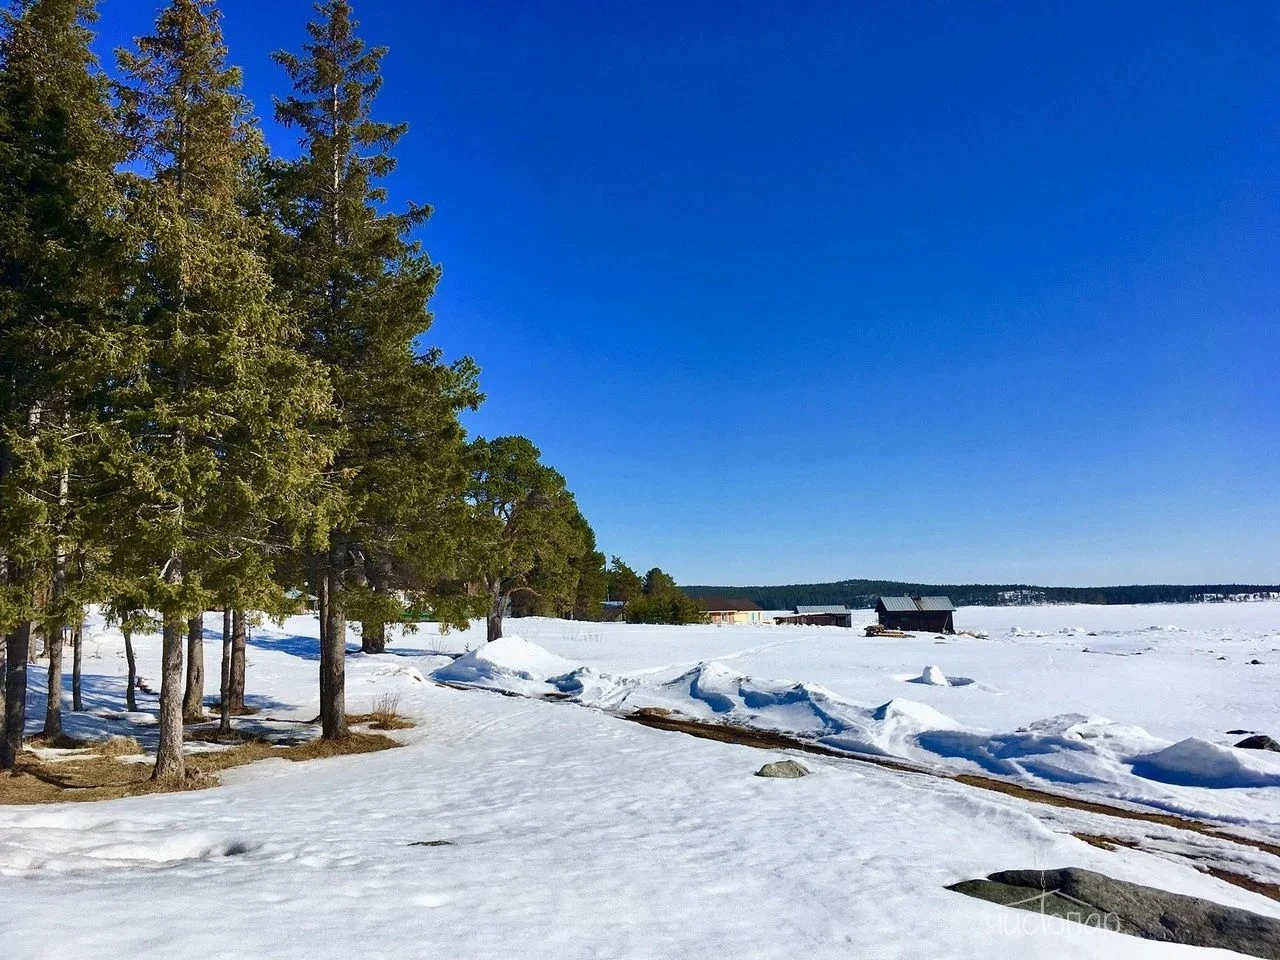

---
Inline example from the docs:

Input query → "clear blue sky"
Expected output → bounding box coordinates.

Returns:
[94,1,1279,587]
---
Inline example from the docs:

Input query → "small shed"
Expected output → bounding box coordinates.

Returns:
[701,597,764,625]
[774,605,853,628]
[875,596,955,634]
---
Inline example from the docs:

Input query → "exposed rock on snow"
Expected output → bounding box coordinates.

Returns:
[1236,735,1280,752]
[949,867,1280,959]
[1133,737,1280,789]
[755,759,810,778]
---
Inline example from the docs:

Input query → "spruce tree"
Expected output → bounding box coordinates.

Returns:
[272,0,477,736]
[0,0,129,764]
[111,0,331,779]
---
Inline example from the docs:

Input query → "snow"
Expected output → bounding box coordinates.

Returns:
[3,601,1280,959]
[918,664,951,686]
[423,603,1280,830]
[433,635,577,695]
[1135,738,1280,789]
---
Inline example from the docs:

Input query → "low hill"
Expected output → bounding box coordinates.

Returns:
[681,580,1280,609]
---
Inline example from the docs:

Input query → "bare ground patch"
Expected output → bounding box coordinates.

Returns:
[0,731,400,806]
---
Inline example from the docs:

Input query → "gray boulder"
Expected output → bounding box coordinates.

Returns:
[1236,734,1280,752]
[755,759,810,778]
[948,867,1280,959]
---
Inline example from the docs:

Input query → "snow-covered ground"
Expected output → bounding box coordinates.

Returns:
[432,603,1280,830]
[3,602,1279,959]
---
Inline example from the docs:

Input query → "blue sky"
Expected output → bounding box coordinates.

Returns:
[94,1,1279,586]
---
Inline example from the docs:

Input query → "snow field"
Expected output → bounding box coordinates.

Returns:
[2,602,1279,959]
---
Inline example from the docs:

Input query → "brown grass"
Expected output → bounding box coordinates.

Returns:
[90,736,144,758]
[28,732,88,750]
[1071,832,1280,903]
[347,692,415,731]
[0,732,400,806]
[1204,866,1280,902]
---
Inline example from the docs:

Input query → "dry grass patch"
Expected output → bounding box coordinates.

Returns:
[348,692,415,731]
[90,736,144,758]
[0,731,400,806]
[28,732,88,750]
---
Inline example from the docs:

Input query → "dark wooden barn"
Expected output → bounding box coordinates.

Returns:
[774,605,853,628]
[875,596,955,633]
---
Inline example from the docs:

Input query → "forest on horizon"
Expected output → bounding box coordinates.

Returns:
[682,580,1280,609]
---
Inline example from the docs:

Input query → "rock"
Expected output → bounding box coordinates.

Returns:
[1235,735,1280,752]
[948,867,1280,959]
[755,759,810,778]
[1227,729,1256,735]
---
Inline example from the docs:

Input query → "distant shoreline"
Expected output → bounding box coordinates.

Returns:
[683,581,1280,609]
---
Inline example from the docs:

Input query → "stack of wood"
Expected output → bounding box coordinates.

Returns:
[865,623,910,638]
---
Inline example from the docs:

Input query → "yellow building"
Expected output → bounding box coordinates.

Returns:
[701,597,765,625]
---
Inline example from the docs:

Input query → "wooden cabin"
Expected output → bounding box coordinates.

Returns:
[874,596,955,633]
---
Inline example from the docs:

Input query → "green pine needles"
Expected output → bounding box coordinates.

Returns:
[0,0,627,780]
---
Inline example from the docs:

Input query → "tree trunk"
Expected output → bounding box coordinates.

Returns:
[123,626,137,712]
[229,609,246,713]
[487,589,504,642]
[45,450,69,738]
[182,613,204,722]
[320,540,348,740]
[2,623,31,768]
[360,619,386,655]
[152,610,185,781]
[71,621,83,711]
[44,626,63,741]
[218,607,232,736]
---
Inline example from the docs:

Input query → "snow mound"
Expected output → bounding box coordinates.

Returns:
[869,698,961,731]
[917,665,949,686]
[915,714,1168,785]
[1133,738,1280,789]
[432,637,578,694]
[548,666,637,706]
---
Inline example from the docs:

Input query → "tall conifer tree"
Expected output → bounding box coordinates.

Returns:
[0,0,129,765]
[112,0,330,779]
[272,0,477,737]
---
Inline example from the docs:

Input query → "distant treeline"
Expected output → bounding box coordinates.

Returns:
[682,580,1280,609]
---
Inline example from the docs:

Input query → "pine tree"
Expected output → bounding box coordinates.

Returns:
[110,0,331,779]
[271,0,478,736]
[606,557,644,604]
[466,437,587,641]
[569,516,607,620]
[0,0,129,764]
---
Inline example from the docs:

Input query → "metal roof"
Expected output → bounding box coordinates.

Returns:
[877,596,955,612]
[795,605,850,615]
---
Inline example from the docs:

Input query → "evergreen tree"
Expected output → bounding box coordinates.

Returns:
[271,0,478,736]
[643,567,677,597]
[567,513,606,620]
[465,437,586,641]
[0,0,129,764]
[606,557,643,604]
[111,0,331,779]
